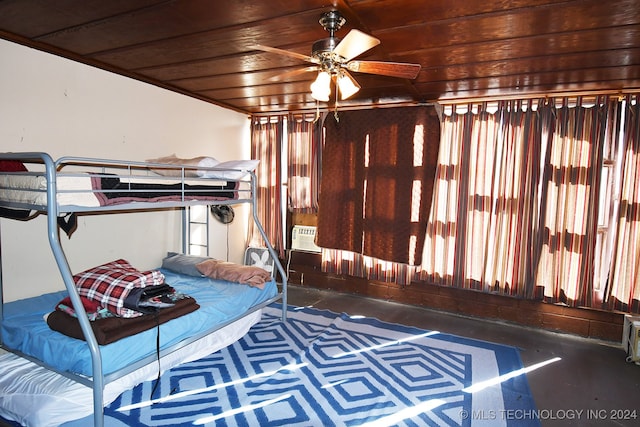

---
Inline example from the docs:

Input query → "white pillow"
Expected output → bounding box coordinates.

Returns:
[145,154,220,177]
[198,159,260,180]
[146,156,258,180]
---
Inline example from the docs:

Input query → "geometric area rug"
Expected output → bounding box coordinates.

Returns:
[102,304,540,426]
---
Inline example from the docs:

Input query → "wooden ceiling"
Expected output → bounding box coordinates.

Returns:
[1,0,639,115]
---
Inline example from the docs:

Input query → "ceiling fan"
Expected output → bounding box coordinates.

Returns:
[255,10,421,102]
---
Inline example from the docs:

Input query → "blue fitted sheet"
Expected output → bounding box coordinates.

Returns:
[1,269,277,377]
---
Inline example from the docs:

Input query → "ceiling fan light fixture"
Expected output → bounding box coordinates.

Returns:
[310,71,331,101]
[337,71,360,100]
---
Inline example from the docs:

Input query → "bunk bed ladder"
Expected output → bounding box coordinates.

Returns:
[183,205,210,256]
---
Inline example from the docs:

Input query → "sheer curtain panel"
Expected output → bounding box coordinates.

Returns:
[420,101,542,296]
[287,113,320,213]
[249,116,284,258]
[606,95,640,312]
[533,97,615,307]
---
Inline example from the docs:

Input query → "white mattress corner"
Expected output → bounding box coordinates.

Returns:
[0,174,101,208]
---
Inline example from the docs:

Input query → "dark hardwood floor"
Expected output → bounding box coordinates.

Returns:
[286,284,640,427]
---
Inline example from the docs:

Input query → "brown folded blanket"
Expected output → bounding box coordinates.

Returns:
[196,259,271,289]
[46,297,200,345]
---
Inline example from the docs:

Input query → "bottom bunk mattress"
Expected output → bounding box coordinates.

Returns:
[0,269,278,426]
[0,310,262,427]
[1,269,277,377]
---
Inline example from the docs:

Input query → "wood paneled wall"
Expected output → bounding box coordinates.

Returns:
[285,251,624,342]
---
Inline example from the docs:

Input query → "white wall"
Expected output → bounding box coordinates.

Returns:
[0,40,252,301]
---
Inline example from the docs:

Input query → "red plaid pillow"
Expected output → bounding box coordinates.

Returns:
[74,259,165,318]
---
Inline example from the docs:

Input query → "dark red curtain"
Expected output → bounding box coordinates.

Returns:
[317,106,440,265]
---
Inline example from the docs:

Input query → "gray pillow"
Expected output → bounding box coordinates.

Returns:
[161,252,212,277]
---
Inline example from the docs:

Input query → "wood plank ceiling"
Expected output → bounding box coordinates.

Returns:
[1,0,639,115]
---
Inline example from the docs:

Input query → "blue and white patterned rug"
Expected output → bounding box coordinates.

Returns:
[101,304,539,426]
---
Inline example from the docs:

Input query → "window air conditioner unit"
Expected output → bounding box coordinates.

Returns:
[622,315,640,365]
[291,225,321,253]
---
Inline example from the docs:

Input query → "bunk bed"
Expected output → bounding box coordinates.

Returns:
[0,152,287,427]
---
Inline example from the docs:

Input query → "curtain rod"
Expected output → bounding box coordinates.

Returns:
[251,89,640,117]
[435,88,640,105]
[250,100,431,117]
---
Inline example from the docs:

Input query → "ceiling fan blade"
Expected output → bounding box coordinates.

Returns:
[266,66,319,82]
[347,60,421,79]
[253,44,319,64]
[333,29,380,62]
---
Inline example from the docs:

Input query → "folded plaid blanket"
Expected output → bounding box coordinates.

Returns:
[74,259,164,318]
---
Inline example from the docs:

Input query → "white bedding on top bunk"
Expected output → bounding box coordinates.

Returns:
[0,174,101,207]
[0,173,235,208]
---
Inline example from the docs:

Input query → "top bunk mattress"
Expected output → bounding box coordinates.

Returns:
[0,154,260,212]
[1,269,278,377]
[0,173,240,210]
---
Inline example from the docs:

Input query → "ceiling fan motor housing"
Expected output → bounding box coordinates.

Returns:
[314,10,347,66]
[312,38,341,57]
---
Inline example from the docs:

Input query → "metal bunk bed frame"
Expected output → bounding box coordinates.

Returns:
[0,152,287,427]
